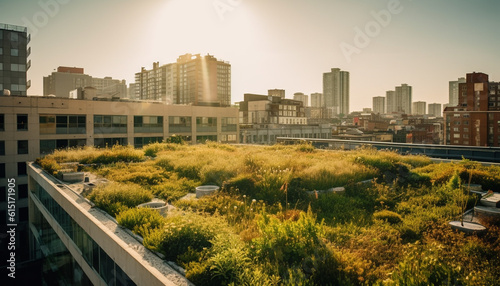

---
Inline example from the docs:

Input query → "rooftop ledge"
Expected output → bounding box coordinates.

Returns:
[28,162,194,286]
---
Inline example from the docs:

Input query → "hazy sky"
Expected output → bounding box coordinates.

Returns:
[1,0,499,111]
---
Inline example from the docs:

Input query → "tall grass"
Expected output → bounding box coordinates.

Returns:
[35,143,500,285]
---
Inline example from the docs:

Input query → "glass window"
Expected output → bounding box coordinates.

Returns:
[94,115,127,134]
[11,48,18,56]
[40,115,85,134]
[10,32,18,41]
[196,117,217,132]
[0,163,4,178]
[17,140,28,154]
[0,186,5,202]
[134,116,163,133]
[18,184,28,199]
[94,137,127,148]
[0,114,3,131]
[17,114,28,130]
[0,47,2,55]
[0,141,4,155]
[168,116,191,133]
[134,137,162,148]
[221,117,237,132]
[18,162,27,176]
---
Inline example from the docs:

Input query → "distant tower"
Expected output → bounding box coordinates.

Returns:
[0,23,29,96]
[428,103,442,117]
[268,89,285,98]
[293,92,309,107]
[135,54,231,106]
[372,96,385,114]
[449,77,466,107]
[395,84,412,114]
[323,68,349,115]
[310,93,323,108]
[412,101,426,115]
[386,91,396,113]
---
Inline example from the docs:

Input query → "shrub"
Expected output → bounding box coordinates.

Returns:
[390,242,461,286]
[250,208,326,271]
[155,213,223,261]
[150,176,198,202]
[116,207,165,237]
[35,157,61,175]
[295,142,315,153]
[87,182,153,217]
[373,210,402,224]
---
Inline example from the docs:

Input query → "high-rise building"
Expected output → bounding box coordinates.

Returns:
[0,23,30,96]
[372,96,385,114]
[43,66,127,98]
[323,68,349,116]
[449,77,466,107]
[293,92,309,107]
[444,72,500,146]
[413,101,426,115]
[310,92,323,108]
[268,89,285,99]
[128,83,137,100]
[136,54,231,106]
[386,90,396,114]
[396,84,412,114]
[428,103,442,117]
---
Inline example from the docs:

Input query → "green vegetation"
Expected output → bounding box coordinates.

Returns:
[37,143,500,285]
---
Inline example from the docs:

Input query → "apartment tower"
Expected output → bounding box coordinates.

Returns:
[323,68,349,116]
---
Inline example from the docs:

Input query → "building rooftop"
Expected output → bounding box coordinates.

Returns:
[29,162,193,285]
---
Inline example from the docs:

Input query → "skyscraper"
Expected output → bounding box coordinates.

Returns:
[293,92,309,107]
[449,77,466,107]
[412,101,426,115]
[372,96,385,114]
[0,23,29,96]
[323,68,349,116]
[386,90,396,114]
[136,53,231,106]
[310,92,323,108]
[396,84,412,114]
[428,103,442,117]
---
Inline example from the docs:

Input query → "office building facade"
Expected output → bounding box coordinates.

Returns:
[323,68,349,116]
[0,23,30,96]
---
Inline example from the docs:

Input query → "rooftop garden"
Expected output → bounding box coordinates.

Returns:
[35,142,500,285]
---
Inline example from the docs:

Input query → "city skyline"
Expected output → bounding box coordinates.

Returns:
[1,0,499,112]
